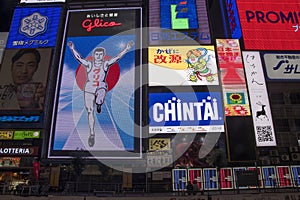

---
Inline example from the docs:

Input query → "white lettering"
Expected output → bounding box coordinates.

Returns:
[152,96,219,122]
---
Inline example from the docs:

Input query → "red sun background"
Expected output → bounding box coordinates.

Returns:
[75,55,120,91]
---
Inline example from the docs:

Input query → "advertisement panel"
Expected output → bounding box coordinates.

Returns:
[20,0,65,3]
[262,166,277,188]
[13,130,40,140]
[0,131,14,140]
[0,32,8,63]
[49,8,142,158]
[262,52,300,80]
[149,92,224,134]
[149,138,171,151]
[172,169,187,191]
[149,0,211,45]
[225,0,242,39]
[232,167,246,189]
[243,51,276,147]
[219,168,233,189]
[203,168,218,190]
[236,0,300,50]
[188,169,203,191]
[0,48,52,111]
[0,146,39,156]
[6,6,62,48]
[147,151,173,168]
[0,157,21,167]
[291,165,300,187]
[148,46,219,86]
[247,166,263,188]
[276,166,293,187]
[216,39,250,116]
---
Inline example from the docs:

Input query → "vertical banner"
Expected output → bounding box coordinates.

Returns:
[243,51,276,147]
[291,166,300,187]
[262,166,277,188]
[148,46,219,86]
[0,48,52,111]
[219,168,233,189]
[203,168,218,190]
[188,168,203,191]
[33,161,40,181]
[248,166,263,188]
[172,169,187,191]
[123,168,133,189]
[50,166,60,187]
[276,166,292,187]
[232,167,246,189]
[216,39,250,116]
[49,8,142,158]
[6,6,62,49]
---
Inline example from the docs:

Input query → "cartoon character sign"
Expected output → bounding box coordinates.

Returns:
[186,48,216,83]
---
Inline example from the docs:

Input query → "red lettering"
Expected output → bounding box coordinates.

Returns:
[82,19,122,32]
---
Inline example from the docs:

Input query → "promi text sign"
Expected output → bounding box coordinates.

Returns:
[236,0,300,50]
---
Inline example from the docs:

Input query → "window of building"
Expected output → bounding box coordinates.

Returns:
[274,118,290,132]
[290,92,300,104]
[270,92,284,105]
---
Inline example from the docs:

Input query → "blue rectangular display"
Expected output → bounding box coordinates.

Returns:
[172,169,187,191]
[6,6,62,48]
[203,168,218,190]
[149,92,224,133]
[262,166,277,188]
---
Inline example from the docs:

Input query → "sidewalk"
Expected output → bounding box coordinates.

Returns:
[0,190,299,200]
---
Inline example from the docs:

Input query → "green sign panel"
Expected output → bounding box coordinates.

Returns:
[13,131,40,140]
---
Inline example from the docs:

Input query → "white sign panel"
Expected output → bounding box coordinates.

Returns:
[263,53,300,80]
[243,51,276,147]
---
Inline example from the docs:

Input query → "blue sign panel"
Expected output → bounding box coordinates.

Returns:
[291,166,300,187]
[6,6,62,48]
[172,169,187,191]
[160,0,198,30]
[262,166,277,188]
[149,92,224,133]
[203,168,218,190]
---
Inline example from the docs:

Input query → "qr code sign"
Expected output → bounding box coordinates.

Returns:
[257,126,274,142]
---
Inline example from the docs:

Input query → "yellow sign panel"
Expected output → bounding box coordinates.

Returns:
[0,131,13,140]
[149,138,171,151]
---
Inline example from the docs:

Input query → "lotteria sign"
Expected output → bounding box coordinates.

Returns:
[149,92,224,133]
[236,0,300,50]
[0,146,38,156]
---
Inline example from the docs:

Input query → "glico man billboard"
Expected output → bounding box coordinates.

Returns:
[236,0,300,50]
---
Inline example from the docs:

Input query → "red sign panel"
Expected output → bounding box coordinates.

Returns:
[236,0,300,50]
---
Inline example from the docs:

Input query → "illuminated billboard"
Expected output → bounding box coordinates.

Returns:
[216,39,250,116]
[243,51,276,147]
[6,6,62,49]
[149,0,211,45]
[225,0,242,39]
[49,8,142,158]
[0,48,52,111]
[149,92,224,134]
[0,32,8,63]
[236,0,300,50]
[20,0,65,3]
[262,52,300,80]
[149,45,219,86]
